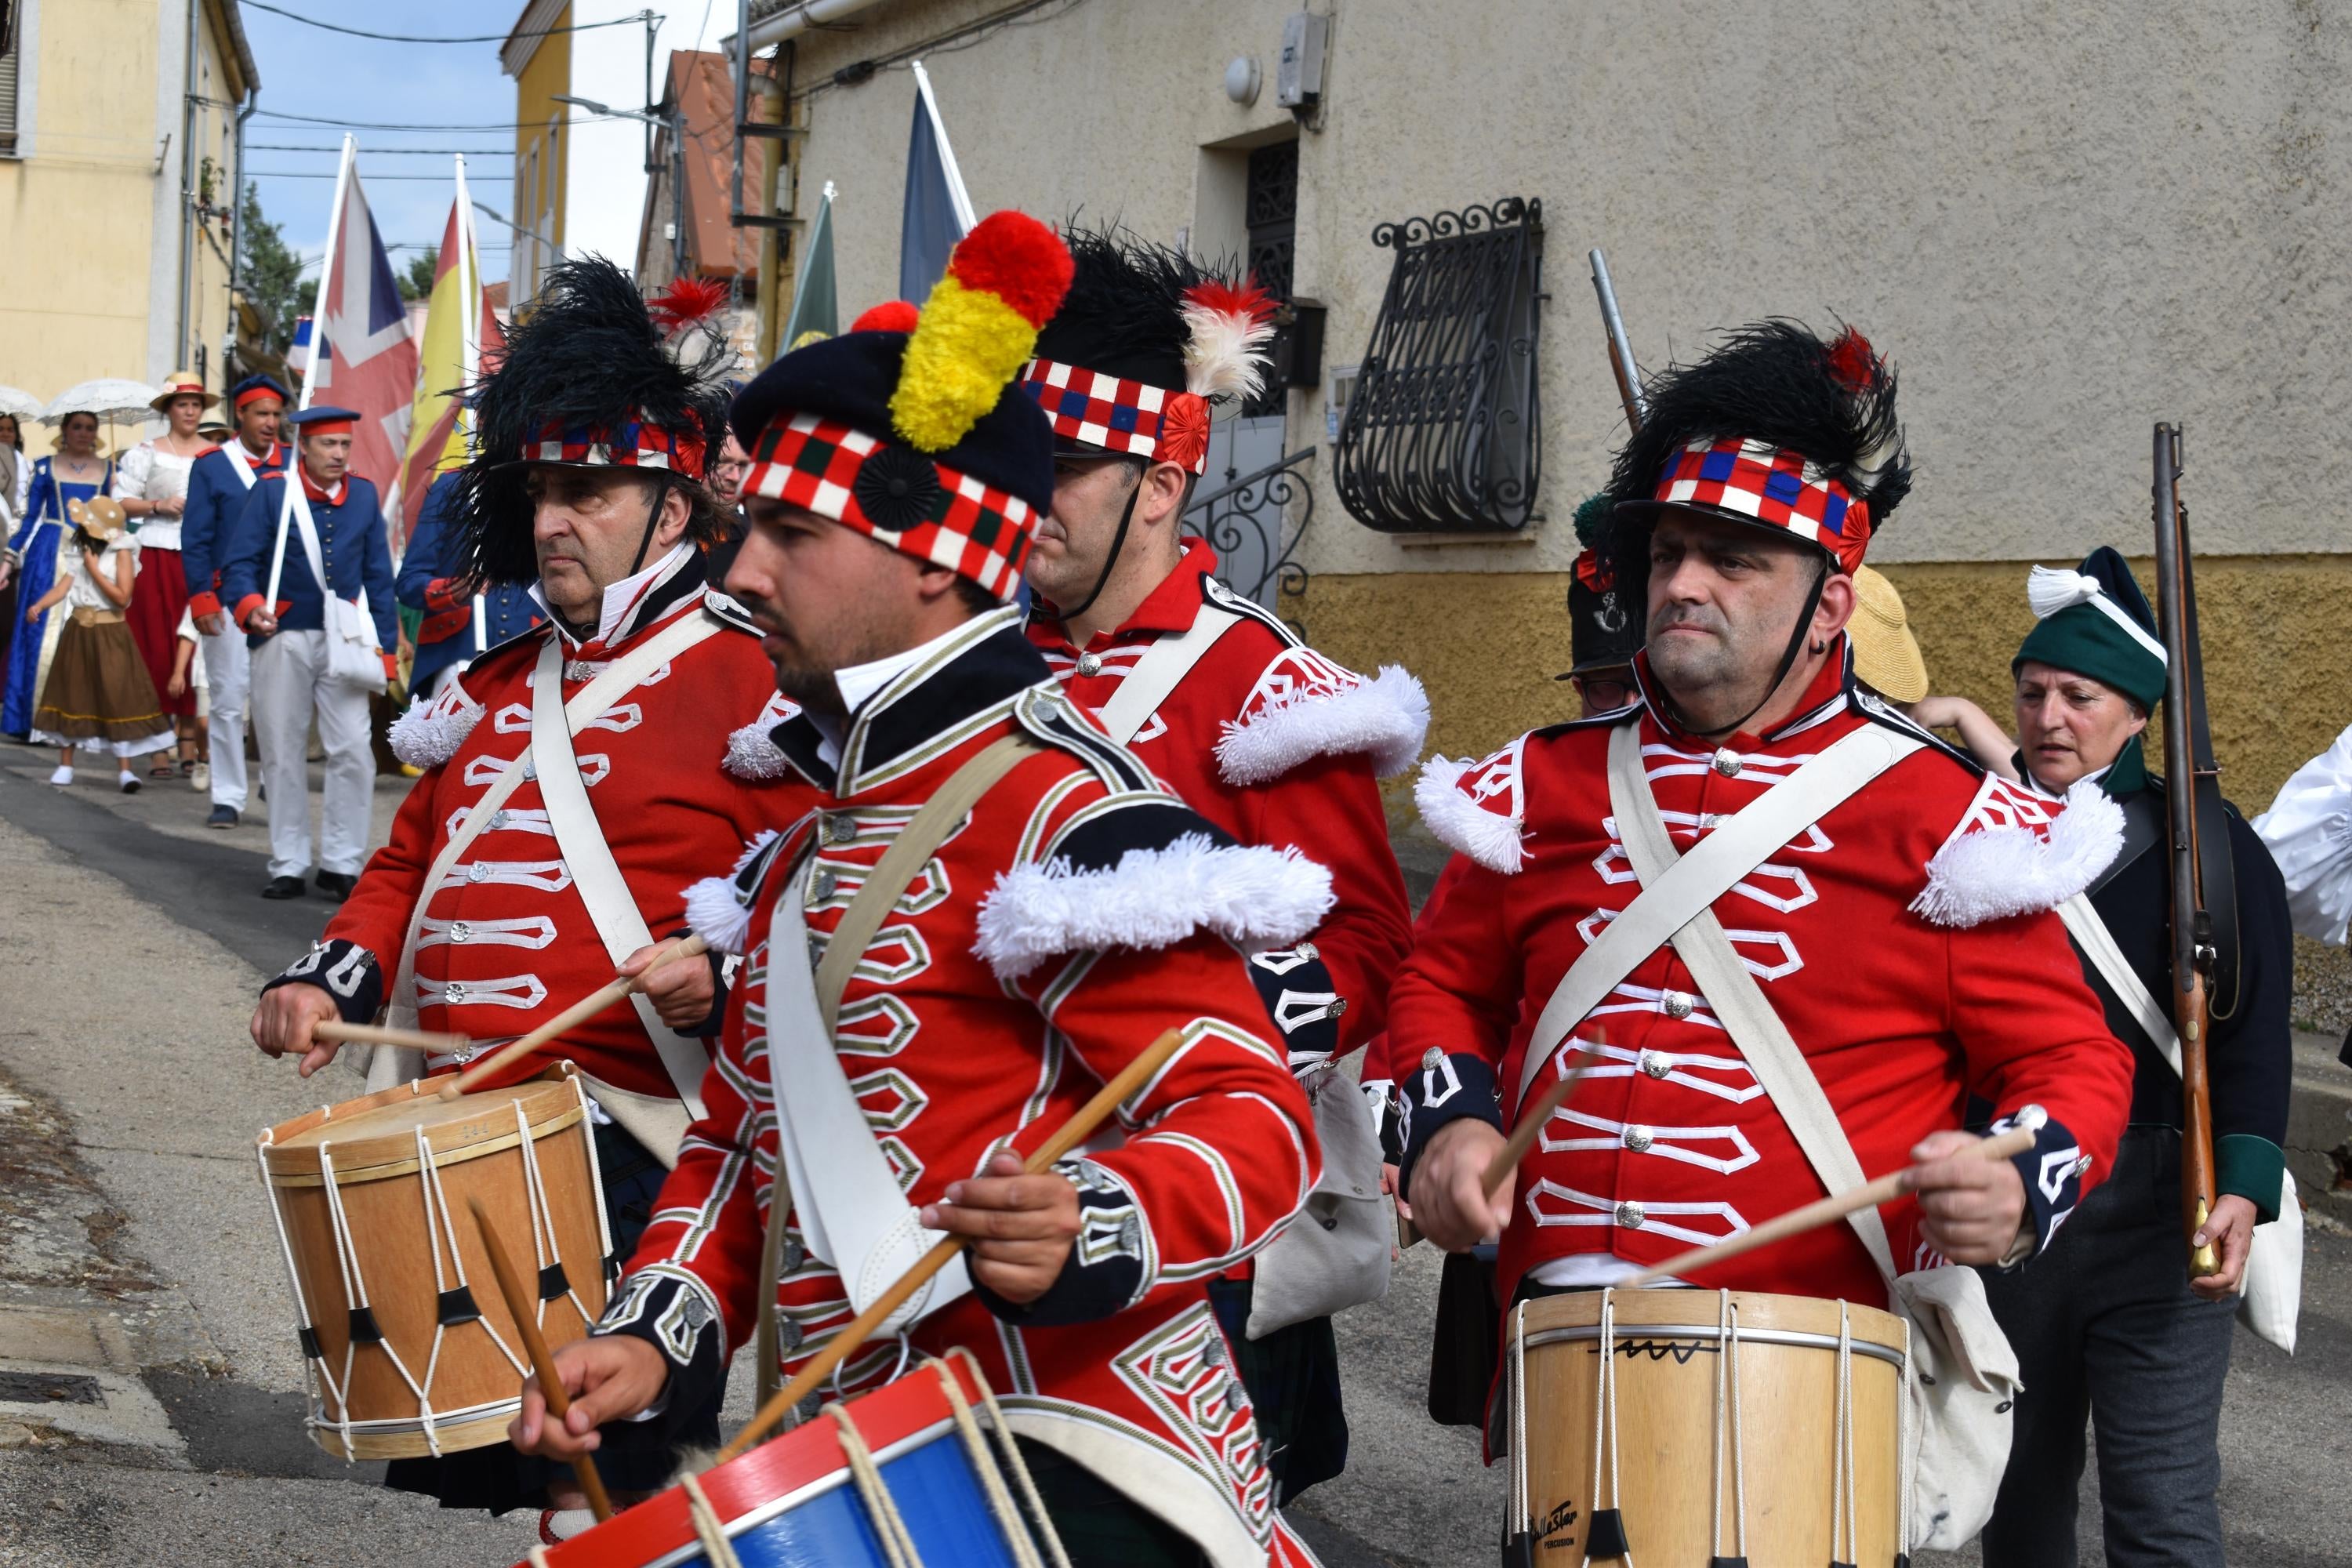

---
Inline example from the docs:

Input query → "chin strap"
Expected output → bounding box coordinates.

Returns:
[1052,470,1144,622]
[1657,556,1833,743]
[627,473,673,578]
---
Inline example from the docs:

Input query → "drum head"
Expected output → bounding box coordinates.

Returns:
[258,1067,584,1184]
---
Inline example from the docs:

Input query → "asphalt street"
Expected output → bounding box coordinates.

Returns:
[0,740,2347,1566]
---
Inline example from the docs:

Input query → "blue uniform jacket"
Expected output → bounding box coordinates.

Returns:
[220,471,398,650]
[398,472,542,690]
[180,441,286,613]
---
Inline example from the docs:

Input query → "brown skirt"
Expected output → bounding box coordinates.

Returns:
[31,614,176,754]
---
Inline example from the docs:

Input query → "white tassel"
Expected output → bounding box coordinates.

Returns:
[1414,753,1528,875]
[2026,564,2105,621]
[681,829,780,956]
[975,833,1334,981]
[1911,779,2125,927]
[387,687,483,769]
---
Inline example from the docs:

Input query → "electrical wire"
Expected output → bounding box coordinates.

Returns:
[254,110,632,132]
[248,143,512,155]
[248,170,516,180]
[239,0,661,45]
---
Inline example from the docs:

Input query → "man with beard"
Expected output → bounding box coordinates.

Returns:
[1018,228,1422,1501]
[246,257,801,1541]
[514,215,1329,1568]
[1394,325,2133,1503]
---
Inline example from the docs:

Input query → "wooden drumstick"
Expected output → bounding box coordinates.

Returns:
[438,935,710,1101]
[713,1025,1191,1465]
[312,1020,472,1054]
[1614,1125,2039,1289]
[1481,1041,1606,1196]
[467,1196,614,1523]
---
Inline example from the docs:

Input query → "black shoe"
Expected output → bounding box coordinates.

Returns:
[261,876,306,899]
[314,870,357,900]
[206,805,239,829]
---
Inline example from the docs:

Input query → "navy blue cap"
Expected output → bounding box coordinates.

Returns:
[230,374,291,408]
[729,331,1054,520]
[285,405,361,428]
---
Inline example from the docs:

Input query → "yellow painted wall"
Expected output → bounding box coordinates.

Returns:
[186,0,245,404]
[0,0,165,456]
[1292,555,2352,832]
[510,10,572,301]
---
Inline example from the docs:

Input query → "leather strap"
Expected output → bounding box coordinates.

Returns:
[532,632,720,1115]
[757,732,1042,1377]
[2056,894,2183,1076]
[1090,604,1243,744]
[1605,720,1918,1286]
[373,610,721,1091]
[1516,719,1924,1104]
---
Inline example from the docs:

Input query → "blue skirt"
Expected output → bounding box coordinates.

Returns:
[1,522,61,736]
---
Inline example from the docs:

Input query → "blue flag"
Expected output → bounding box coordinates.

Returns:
[898,61,975,303]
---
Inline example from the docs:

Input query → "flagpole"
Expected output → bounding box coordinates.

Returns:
[453,153,488,659]
[911,62,976,234]
[273,132,354,610]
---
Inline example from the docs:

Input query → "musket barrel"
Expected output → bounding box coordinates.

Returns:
[1589,248,1648,428]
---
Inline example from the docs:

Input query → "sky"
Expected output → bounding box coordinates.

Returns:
[237,1,736,286]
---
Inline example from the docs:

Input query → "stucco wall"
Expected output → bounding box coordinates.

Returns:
[0,0,166,454]
[1295,555,2352,831]
[784,0,2352,578]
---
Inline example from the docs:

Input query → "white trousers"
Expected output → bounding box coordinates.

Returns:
[249,629,375,880]
[201,622,251,811]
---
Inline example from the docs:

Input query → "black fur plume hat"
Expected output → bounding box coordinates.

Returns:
[1600,321,1911,604]
[450,256,732,584]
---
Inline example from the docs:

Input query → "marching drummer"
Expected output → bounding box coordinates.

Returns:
[514,215,1330,1567]
[1019,226,1423,1501]
[246,258,804,1534]
[1396,323,2133,1320]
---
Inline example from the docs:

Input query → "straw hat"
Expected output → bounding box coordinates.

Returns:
[67,495,129,543]
[149,372,218,413]
[1848,564,1929,703]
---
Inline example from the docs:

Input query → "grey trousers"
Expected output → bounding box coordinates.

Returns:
[1981,1125,2238,1568]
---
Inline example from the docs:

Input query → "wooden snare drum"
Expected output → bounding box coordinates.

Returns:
[256,1064,615,1461]
[1504,1287,1906,1566]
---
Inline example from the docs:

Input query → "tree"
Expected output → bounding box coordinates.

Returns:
[237,182,308,358]
[398,246,440,303]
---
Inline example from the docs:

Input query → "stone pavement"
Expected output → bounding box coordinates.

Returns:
[1,744,2349,1566]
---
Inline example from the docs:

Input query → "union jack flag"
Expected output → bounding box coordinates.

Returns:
[306,156,419,526]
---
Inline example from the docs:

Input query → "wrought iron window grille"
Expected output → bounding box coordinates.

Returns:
[1186,446,1317,638]
[1334,197,1544,535]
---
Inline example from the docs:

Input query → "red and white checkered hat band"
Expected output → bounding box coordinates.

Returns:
[1018,358,1210,475]
[742,412,1036,601]
[1653,436,1872,571]
[527,419,706,481]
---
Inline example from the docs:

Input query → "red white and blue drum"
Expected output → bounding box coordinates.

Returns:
[525,1356,1062,1568]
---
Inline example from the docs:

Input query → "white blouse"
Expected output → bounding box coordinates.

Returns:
[112,440,200,550]
[64,535,140,612]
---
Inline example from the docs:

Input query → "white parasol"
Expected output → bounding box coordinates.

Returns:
[0,386,43,423]
[41,379,162,424]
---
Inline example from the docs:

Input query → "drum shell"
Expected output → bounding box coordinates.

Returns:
[257,1068,612,1460]
[1513,1287,1904,1566]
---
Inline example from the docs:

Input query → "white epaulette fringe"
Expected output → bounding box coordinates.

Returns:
[974,833,1336,980]
[1911,779,2125,927]
[1215,663,1432,786]
[1415,753,1528,874]
[681,829,781,956]
[387,682,484,770]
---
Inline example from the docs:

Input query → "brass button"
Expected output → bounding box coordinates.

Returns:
[1640,1050,1671,1080]
[1328,996,1348,1018]
[827,814,855,844]
[445,982,469,1003]
[1076,652,1102,677]
[1711,748,1742,777]
[449,921,471,943]
[467,863,489,883]
[1614,1200,1646,1229]
[812,869,838,901]
[1623,1126,1654,1152]
[1661,990,1694,1020]
[488,811,510,831]
[1420,1047,1444,1072]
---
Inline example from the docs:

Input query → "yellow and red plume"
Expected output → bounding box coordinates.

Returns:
[889,212,1073,453]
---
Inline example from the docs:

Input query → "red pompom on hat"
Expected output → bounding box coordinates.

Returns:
[851,300,922,334]
[944,211,1074,328]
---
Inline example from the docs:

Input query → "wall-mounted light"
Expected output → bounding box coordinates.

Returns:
[1225,56,1261,107]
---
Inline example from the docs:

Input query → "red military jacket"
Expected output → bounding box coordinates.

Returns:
[270,547,807,1100]
[598,608,1328,1568]
[1027,538,1423,1084]
[1392,648,2136,1309]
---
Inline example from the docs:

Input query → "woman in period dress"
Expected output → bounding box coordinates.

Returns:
[24,495,173,789]
[0,412,25,686]
[114,372,212,778]
[0,410,114,739]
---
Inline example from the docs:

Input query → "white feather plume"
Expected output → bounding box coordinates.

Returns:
[1181,296,1277,403]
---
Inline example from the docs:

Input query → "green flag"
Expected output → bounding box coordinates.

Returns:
[782,182,838,348]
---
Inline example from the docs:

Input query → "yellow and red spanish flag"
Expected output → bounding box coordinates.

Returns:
[399,159,505,541]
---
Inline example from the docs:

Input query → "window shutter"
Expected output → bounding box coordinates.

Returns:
[0,41,19,156]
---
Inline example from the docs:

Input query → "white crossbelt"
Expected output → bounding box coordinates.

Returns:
[1088,604,1242,743]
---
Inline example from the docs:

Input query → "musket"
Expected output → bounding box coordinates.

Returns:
[1588,248,1647,431]
[2150,422,2222,1279]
